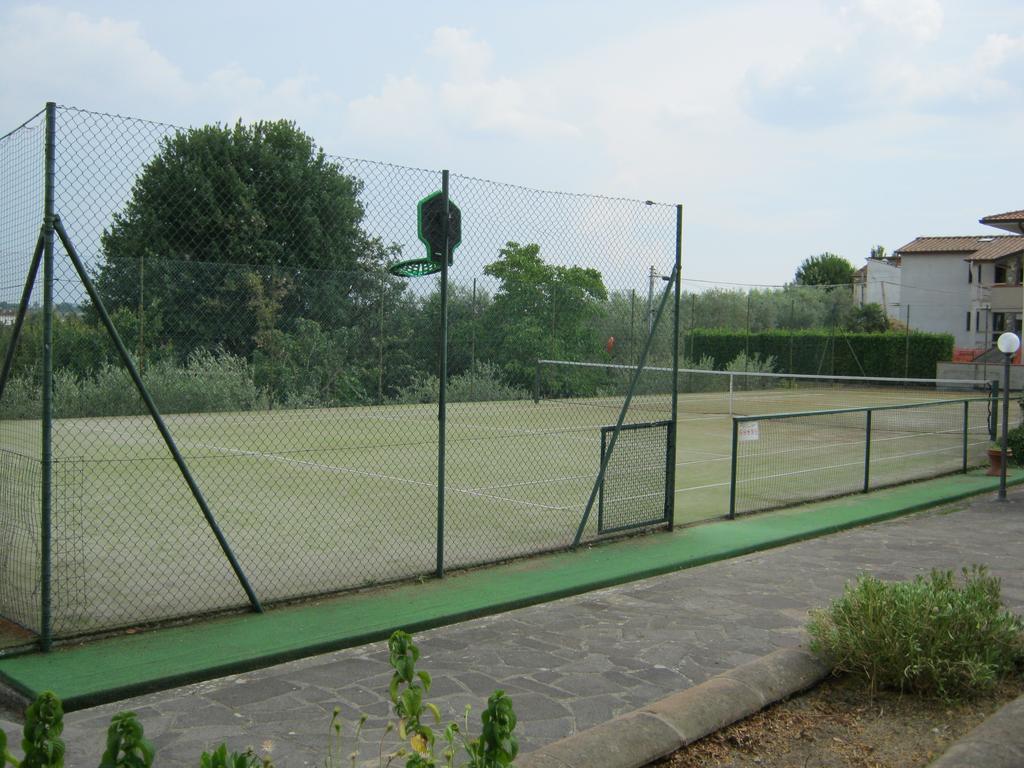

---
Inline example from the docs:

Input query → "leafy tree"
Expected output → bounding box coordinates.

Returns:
[794,252,856,290]
[415,283,493,382]
[846,302,890,333]
[482,242,608,387]
[870,244,887,260]
[96,119,397,360]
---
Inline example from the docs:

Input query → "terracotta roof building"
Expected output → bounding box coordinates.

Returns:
[980,210,1024,235]
[894,214,1024,354]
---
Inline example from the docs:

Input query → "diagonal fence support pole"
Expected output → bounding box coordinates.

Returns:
[0,232,44,403]
[52,216,263,614]
[572,263,678,548]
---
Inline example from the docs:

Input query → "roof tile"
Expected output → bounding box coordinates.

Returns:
[894,235,1024,262]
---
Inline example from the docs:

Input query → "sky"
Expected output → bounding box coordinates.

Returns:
[1,0,1023,287]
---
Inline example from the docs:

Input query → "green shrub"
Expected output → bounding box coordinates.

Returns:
[807,566,1024,699]
[685,329,953,378]
[1006,424,1024,468]
[0,351,264,420]
[394,363,529,405]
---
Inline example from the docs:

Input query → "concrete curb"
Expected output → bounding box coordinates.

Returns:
[929,692,1024,768]
[518,647,831,768]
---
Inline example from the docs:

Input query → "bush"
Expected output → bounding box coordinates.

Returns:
[1006,424,1024,468]
[807,566,1024,699]
[685,329,953,378]
[394,362,529,405]
[0,350,264,420]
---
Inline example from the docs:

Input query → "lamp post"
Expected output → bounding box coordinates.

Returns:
[996,331,1020,501]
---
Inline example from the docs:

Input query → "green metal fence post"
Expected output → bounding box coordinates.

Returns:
[40,102,56,651]
[533,360,542,404]
[728,419,739,519]
[963,399,969,472]
[53,217,263,614]
[863,409,872,492]
[667,204,683,530]
[435,169,449,579]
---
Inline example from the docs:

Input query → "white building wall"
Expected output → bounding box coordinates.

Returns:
[854,260,901,318]
[899,253,972,347]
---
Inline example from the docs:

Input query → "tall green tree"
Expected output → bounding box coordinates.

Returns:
[794,252,856,290]
[96,119,397,360]
[482,242,608,387]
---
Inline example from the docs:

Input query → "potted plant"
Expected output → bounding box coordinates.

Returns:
[986,442,1006,476]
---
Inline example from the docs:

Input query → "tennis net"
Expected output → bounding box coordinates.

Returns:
[534,359,997,418]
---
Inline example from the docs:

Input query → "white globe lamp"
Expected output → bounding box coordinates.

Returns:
[997,332,1020,355]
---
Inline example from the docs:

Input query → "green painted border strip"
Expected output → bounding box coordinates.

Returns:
[1,470,1019,711]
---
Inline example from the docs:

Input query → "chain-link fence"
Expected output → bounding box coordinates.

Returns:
[0,105,682,645]
[0,103,1000,650]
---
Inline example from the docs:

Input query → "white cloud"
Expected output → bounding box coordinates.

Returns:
[346,27,580,142]
[0,5,344,133]
[0,5,189,120]
[856,0,945,42]
[347,76,436,138]
[429,27,494,78]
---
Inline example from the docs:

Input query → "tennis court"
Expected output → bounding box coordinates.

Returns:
[0,370,999,639]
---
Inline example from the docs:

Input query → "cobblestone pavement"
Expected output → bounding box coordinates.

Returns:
[3,492,1023,766]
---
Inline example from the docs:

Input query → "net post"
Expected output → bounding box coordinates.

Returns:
[52,216,263,614]
[40,101,56,651]
[728,373,734,418]
[728,418,738,519]
[533,360,542,404]
[863,409,872,493]
[435,169,449,579]
[963,399,969,473]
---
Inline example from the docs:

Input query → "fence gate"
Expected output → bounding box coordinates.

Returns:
[598,420,673,534]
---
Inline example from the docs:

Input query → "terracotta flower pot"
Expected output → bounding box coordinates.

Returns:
[987,448,1006,477]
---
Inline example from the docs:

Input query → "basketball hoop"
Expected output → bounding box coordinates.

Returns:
[388,257,442,278]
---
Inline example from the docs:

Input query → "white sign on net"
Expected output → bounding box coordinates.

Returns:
[738,421,760,442]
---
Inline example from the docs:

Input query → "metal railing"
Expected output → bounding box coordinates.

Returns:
[729,396,998,517]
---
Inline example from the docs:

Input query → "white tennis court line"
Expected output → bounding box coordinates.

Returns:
[187,441,573,513]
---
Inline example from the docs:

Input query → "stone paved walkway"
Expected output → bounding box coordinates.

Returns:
[3,491,1023,766]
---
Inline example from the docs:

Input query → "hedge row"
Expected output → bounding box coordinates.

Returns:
[681,329,954,380]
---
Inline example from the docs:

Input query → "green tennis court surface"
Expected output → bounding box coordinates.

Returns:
[1,469,1017,711]
[0,383,997,640]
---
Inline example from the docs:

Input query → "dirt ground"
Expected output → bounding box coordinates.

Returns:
[650,674,1024,768]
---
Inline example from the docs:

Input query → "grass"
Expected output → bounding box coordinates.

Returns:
[0,385,995,639]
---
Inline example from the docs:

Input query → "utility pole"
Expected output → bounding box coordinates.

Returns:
[648,266,671,336]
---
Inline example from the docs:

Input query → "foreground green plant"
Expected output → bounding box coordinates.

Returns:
[385,630,517,767]
[0,631,515,767]
[808,566,1024,699]
[98,712,153,768]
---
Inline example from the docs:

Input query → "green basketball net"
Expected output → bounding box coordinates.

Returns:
[388,257,442,277]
